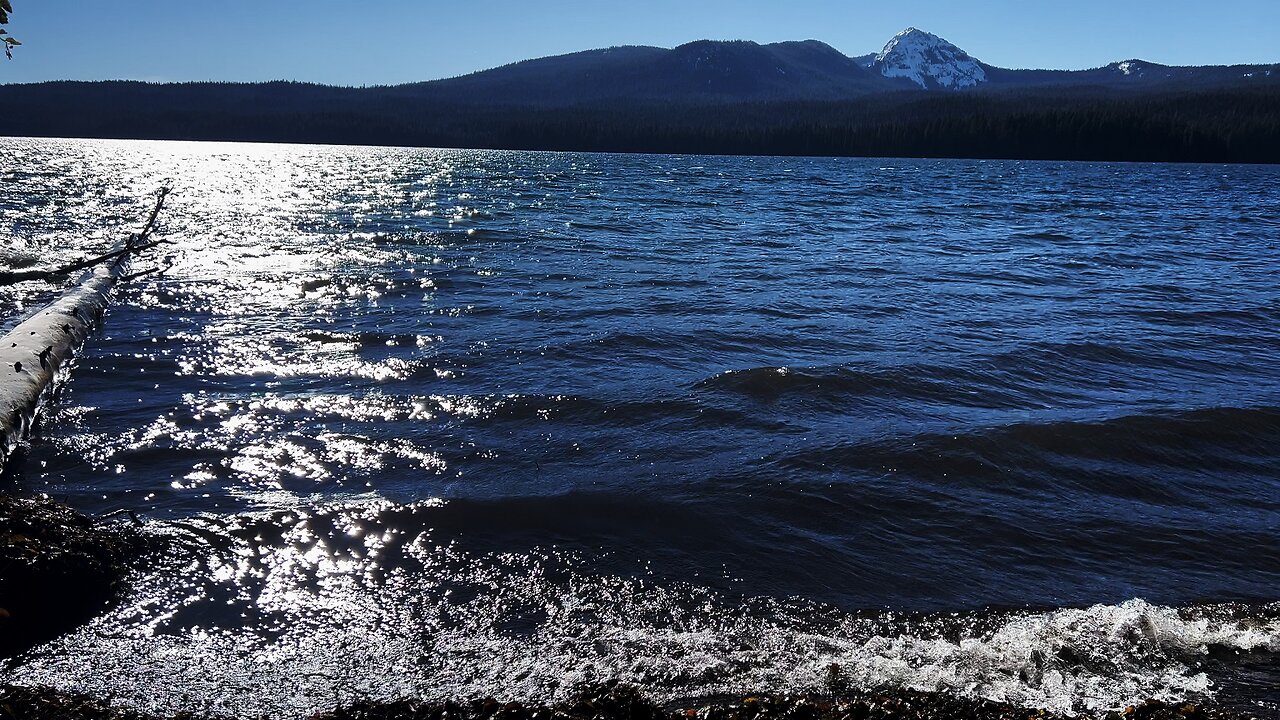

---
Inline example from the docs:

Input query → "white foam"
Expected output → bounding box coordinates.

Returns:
[8,507,1277,719]
[812,599,1276,714]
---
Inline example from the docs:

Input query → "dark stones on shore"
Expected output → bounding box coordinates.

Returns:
[0,492,150,657]
[309,685,1238,720]
[0,495,1254,720]
[0,682,1242,720]
[0,684,210,720]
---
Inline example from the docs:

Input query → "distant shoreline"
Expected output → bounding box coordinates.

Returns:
[2,80,1278,164]
[1,131,1277,167]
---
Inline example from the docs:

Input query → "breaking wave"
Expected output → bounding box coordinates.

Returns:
[8,501,1279,719]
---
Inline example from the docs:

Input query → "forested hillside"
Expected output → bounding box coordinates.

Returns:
[1,80,1277,162]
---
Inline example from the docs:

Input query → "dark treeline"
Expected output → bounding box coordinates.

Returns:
[1,80,1279,162]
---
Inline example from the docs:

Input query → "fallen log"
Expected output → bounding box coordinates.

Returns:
[0,189,168,472]
[0,265,119,470]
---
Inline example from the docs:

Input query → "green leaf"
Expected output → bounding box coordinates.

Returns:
[3,38,17,46]
[0,0,12,14]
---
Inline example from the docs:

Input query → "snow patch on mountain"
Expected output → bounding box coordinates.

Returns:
[1106,60,1179,81]
[1110,60,1158,78]
[874,27,987,89]
[850,53,877,68]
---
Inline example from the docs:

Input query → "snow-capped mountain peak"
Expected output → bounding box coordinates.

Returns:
[874,27,987,90]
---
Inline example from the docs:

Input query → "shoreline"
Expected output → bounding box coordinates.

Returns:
[0,491,148,657]
[0,681,1245,720]
[4,132,1280,166]
[0,496,1272,719]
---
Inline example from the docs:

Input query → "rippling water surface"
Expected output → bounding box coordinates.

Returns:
[2,138,1278,718]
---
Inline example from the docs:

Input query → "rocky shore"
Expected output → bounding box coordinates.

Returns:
[0,682,1246,720]
[0,492,150,657]
[0,495,1261,720]
[0,499,1259,717]
[0,494,1266,720]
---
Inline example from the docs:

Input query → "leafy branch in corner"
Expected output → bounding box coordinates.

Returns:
[0,188,173,286]
[0,0,19,60]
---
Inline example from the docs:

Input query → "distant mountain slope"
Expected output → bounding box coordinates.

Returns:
[648,39,900,99]
[983,60,1280,89]
[873,28,987,89]
[407,46,668,103]
[1,26,1278,163]
[396,28,1279,105]
[411,39,904,104]
[864,27,1280,92]
[3,26,1276,110]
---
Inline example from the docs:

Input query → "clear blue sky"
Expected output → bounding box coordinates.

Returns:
[2,0,1278,86]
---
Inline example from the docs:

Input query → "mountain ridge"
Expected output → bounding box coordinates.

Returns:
[396,26,1279,104]
[3,26,1276,103]
[874,27,987,89]
[1,26,1278,163]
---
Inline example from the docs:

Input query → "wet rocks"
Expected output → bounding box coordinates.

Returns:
[0,684,220,719]
[0,493,148,657]
[314,683,667,720]
[0,685,177,720]
[0,682,1245,720]
[307,684,1244,720]
[659,692,1232,720]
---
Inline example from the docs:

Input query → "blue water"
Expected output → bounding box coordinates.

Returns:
[1,138,1278,718]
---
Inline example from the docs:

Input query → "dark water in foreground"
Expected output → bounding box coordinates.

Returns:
[1,138,1278,718]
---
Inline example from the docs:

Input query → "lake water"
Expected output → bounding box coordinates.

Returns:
[1,138,1278,718]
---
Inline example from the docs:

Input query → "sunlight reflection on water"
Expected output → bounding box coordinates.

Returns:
[3,138,1279,718]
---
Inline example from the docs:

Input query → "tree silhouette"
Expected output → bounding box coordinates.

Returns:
[1,0,19,60]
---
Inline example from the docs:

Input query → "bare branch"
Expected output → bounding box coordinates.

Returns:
[135,187,170,243]
[0,188,172,286]
[119,261,173,283]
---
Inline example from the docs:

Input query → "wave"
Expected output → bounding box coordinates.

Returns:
[8,500,1278,719]
[693,364,1064,411]
[780,404,1280,476]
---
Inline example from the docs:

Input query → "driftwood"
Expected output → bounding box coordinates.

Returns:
[0,188,170,286]
[0,189,171,469]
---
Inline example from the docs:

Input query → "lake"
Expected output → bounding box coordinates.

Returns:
[1,138,1278,718]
